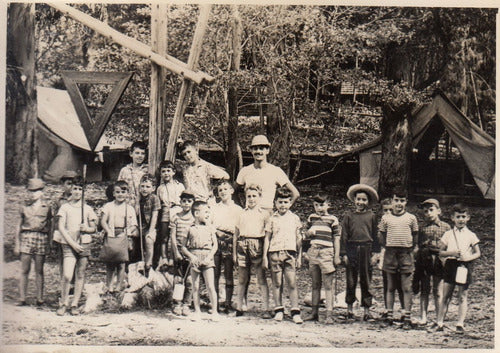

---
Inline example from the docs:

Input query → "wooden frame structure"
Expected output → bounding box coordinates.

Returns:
[48,3,214,170]
[61,71,133,151]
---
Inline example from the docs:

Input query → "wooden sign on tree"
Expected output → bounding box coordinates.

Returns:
[61,71,133,151]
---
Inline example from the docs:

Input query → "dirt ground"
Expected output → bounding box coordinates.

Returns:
[2,183,495,348]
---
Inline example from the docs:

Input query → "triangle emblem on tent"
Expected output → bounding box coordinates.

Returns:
[61,71,133,151]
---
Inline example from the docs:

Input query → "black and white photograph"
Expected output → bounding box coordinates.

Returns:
[2,1,496,349]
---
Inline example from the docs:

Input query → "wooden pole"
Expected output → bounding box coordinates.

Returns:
[149,4,168,173]
[47,3,214,85]
[165,4,212,161]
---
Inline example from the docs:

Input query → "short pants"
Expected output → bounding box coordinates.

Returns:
[269,250,296,273]
[413,248,444,294]
[236,237,264,268]
[443,259,473,290]
[383,247,414,274]
[307,244,335,274]
[20,231,49,255]
[189,249,215,273]
[61,243,91,258]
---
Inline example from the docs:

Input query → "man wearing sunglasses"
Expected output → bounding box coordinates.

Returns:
[236,135,300,213]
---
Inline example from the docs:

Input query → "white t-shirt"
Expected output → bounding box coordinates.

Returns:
[55,202,97,244]
[101,201,138,236]
[236,163,290,209]
[440,226,479,261]
[212,201,243,233]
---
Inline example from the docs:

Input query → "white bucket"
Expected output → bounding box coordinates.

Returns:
[172,283,185,301]
[455,265,468,284]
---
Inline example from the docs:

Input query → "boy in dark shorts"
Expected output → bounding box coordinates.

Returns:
[413,198,451,325]
[378,188,418,329]
[14,178,53,306]
[436,204,480,333]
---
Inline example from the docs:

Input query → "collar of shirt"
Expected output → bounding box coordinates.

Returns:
[453,226,469,233]
[424,219,441,227]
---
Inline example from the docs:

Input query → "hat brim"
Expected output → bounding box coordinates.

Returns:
[347,184,379,206]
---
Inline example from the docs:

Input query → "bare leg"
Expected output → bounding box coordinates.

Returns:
[401,273,413,319]
[61,256,77,306]
[270,269,283,309]
[117,263,126,291]
[284,268,298,309]
[433,277,444,321]
[202,268,218,315]
[255,266,270,312]
[105,264,115,290]
[323,272,334,312]
[71,257,88,307]
[191,269,201,313]
[34,254,45,302]
[437,282,454,326]
[456,286,468,327]
[19,254,32,302]
[237,267,249,311]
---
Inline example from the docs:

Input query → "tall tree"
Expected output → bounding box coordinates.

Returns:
[6,3,38,183]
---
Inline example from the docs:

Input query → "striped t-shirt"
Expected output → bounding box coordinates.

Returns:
[170,211,195,248]
[379,211,418,248]
[307,213,341,247]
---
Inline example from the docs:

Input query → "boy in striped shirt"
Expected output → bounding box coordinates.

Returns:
[170,190,196,316]
[303,193,341,324]
[379,188,418,329]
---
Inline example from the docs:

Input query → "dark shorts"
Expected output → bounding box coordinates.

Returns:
[269,250,296,273]
[236,237,264,268]
[383,247,414,274]
[61,243,91,258]
[413,248,444,294]
[443,259,473,290]
[20,231,49,255]
[217,230,234,257]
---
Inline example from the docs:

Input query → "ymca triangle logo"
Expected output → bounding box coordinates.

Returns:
[61,71,133,151]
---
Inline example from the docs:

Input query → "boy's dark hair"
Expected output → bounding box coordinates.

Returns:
[178,140,197,153]
[114,180,129,191]
[452,203,469,214]
[392,187,408,199]
[214,180,234,197]
[140,173,156,186]
[191,200,207,215]
[72,176,84,187]
[130,141,147,152]
[354,190,371,202]
[180,190,196,200]
[159,160,175,171]
[275,186,292,200]
[381,198,392,207]
[312,193,329,203]
[105,184,115,201]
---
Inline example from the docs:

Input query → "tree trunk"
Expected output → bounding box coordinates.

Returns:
[266,76,291,174]
[378,104,413,199]
[6,3,38,183]
[226,5,242,180]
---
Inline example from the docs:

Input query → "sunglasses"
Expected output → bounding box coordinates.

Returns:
[250,145,269,150]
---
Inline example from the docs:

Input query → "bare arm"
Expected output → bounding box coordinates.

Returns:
[101,210,113,237]
[58,212,83,252]
[233,227,240,264]
[284,182,300,206]
[262,231,271,269]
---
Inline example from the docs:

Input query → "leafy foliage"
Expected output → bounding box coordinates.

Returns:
[34,5,496,151]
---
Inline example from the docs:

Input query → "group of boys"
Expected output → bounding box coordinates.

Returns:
[15,135,481,332]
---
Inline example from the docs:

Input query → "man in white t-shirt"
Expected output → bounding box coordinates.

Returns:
[236,135,299,212]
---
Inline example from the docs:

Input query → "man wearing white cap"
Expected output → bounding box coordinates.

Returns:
[236,135,299,213]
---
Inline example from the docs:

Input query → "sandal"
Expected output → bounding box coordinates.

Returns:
[363,313,376,322]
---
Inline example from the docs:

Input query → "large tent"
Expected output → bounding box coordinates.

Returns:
[334,92,495,199]
[37,86,129,182]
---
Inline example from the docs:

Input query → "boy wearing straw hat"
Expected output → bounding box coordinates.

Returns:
[341,184,380,321]
[15,178,53,306]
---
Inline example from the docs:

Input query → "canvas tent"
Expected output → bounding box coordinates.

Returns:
[334,92,495,200]
[37,86,129,182]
